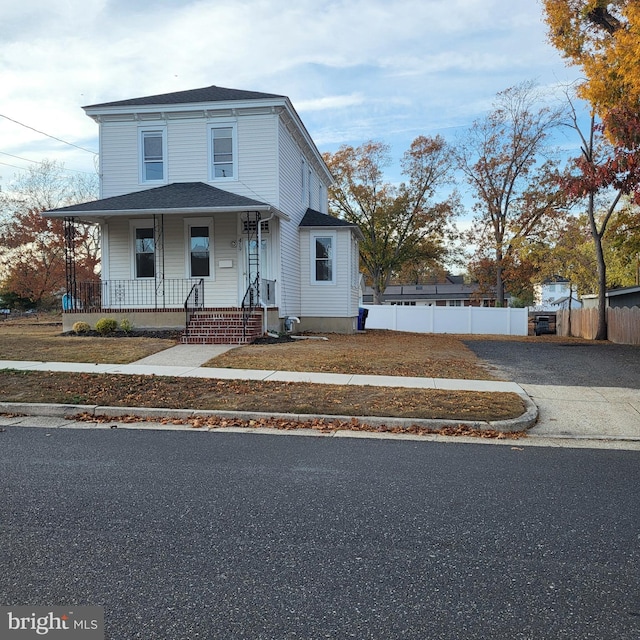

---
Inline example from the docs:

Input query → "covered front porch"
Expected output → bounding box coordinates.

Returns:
[61,277,277,341]
[46,182,284,341]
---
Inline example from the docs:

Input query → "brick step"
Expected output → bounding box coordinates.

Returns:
[188,318,261,325]
[182,308,263,345]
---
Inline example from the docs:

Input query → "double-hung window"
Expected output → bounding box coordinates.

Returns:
[312,233,336,284]
[209,123,237,180]
[139,128,166,183]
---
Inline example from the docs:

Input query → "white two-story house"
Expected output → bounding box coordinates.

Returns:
[44,85,363,342]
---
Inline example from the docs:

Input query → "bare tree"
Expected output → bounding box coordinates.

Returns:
[456,82,566,305]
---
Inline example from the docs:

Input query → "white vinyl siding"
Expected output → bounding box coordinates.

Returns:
[168,121,208,183]
[99,113,279,200]
[100,122,140,198]
[300,228,356,317]
[277,120,306,317]
[235,114,278,203]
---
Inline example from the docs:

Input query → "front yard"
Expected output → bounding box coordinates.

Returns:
[0,317,526,425]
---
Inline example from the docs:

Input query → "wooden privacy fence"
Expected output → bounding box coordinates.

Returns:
[557,307,640,344]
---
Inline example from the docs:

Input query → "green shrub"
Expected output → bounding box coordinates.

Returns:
[119,318,134,334]
[95,317,118,335]
[72,321,91,335]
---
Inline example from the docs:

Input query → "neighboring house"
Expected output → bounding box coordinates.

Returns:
[581,285,640,309]
[362,275,503,307]
[44,85,363,342]
[533,276,582,311]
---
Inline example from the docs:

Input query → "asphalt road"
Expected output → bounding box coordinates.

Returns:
[1,427,639,639]
[464,339,640,388]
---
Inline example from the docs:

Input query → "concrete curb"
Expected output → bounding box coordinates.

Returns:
[0,394,539,433]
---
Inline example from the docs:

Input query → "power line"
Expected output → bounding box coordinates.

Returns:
[0,113,98,155]
[0,160,28,171]
[0,151,97,175]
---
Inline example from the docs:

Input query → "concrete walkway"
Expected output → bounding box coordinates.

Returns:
[132,343,237,367]
[1,346,640,446]
[524,383,640,440]
[0,358,525,393]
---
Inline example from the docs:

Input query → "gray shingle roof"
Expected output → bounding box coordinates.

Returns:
[300,208,357,228]
[85,85,286,109]
[44,182,269,215]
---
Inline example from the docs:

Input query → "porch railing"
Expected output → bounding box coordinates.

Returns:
[184,278,205,330]
[68,279,202,311]
[65,278,275,313]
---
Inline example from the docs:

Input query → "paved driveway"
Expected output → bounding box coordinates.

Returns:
[464,339,640,388]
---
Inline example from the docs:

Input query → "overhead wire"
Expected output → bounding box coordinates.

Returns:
[0,151,96,175]
[0,113,98,155]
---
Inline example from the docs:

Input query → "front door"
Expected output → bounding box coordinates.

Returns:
[239,216,271,306]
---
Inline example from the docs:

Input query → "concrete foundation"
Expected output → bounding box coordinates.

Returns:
[63,310,186,332]
[295,316,358,334]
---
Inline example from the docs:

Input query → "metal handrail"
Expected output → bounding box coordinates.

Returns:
[184,279,205,334]
[241,277,260,339]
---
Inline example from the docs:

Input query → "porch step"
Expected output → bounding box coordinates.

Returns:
[181,309,263,345]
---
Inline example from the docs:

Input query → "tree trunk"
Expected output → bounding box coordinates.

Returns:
[588,192,608,340]
[567,283,573,337]
[495,248,505,307]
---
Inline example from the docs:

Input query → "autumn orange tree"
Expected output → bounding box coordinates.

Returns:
[543,2,640,129]
[0,160,99,309]
[455,82,567,306]
[323,136,458,303]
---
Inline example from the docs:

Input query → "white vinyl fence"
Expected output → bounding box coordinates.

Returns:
[363,305,528,336]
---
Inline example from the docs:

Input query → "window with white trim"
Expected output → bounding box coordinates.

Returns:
[185,218,214,278]
[190,227,210,277]
[134,227,155,278]
[209,123,237,180]
[311,232,336,284]
[139,128,166,183]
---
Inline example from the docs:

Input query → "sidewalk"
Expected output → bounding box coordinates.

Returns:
[1,343,640,448]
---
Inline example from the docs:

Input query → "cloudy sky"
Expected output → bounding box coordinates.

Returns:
[0,0,581,191]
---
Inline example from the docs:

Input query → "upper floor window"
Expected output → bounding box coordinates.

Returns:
[209,123,237,180]
[139,128,166,183]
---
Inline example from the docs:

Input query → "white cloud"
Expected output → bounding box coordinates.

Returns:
[0,0,581,189]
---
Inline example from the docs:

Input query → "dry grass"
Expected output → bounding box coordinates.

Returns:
[0,321,529,423]
[0,370,525,422]
[0,317,178,364]
[207,330,497,379]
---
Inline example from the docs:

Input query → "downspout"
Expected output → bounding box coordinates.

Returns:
[258,210,276,336]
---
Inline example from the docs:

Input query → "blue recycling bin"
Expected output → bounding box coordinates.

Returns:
[358,307,369,330]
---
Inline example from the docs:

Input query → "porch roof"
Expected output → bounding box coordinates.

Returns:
[43,182,289,221]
